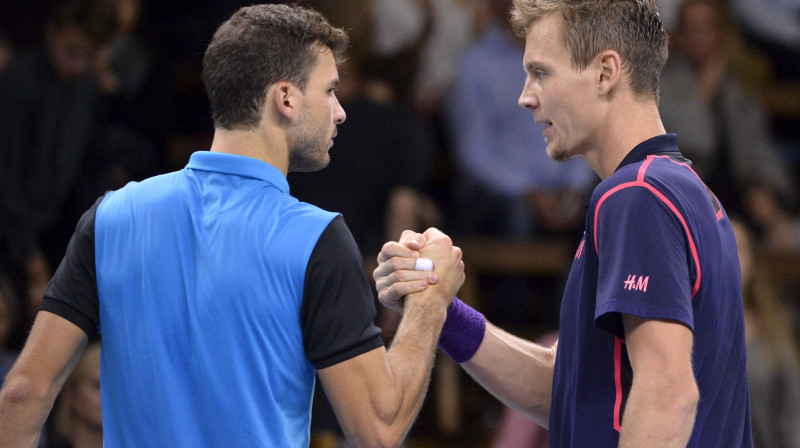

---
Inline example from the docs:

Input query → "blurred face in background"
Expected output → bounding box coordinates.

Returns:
[65,345,103,431]
[110,0,140,34]
[47,25,95,79]
[674,1,725,67]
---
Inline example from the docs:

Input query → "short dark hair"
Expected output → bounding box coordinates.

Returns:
[202,4,349,131]
[511,0,668,101]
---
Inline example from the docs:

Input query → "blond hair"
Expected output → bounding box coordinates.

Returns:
[510,0,668,100]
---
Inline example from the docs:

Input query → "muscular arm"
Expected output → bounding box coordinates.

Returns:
[0,311,89,448]
[318,228,464,448]
[318,300,445,448]
[618,315,698,447]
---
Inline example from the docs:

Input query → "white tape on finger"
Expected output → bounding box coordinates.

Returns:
[415,258,434,272]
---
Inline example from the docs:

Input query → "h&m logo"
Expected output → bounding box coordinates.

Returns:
[624,274,649,292]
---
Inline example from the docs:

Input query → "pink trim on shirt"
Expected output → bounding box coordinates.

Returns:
[656,155,724,221]
[613,337,624,432]
[594,157,701,298]
[575,239,585,260]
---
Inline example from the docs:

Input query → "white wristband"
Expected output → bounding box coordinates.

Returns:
[414,257,434,272]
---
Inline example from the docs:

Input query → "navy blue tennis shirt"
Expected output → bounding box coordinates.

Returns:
[41,151,384,447]
[550,134,752,447]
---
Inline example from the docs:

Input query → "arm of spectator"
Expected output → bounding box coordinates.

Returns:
[777,348,800,447]
[384,186,443,243]
[526,189,586,233]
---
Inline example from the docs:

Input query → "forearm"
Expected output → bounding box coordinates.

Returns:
[378,293,447,441]
[618,382,697,447]
[0,312,88,448]
[0,373,58,448]
[461,322,556,428]
[326,291,448,448]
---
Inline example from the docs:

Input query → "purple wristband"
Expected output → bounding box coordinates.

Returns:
[438,297,485,363]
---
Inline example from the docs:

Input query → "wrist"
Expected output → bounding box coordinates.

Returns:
[438,297,485,363]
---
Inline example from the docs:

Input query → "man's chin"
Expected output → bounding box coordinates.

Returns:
[288,156,330,173]
[547,145,572,163]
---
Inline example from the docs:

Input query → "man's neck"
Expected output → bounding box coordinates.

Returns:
[208,127,289,176]
[583,100,666,179]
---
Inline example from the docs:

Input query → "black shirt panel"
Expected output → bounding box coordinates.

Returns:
[301,215,384,369]
[40,194,105,336]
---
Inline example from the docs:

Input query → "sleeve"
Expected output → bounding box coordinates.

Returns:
[593,186,694,338]
[39,195,105,336]
[301,215,384,369]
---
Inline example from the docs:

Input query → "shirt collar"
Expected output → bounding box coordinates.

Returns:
[614,133,681,173]
[185,151,290,194]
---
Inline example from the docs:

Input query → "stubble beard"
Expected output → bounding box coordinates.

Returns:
[287,114,331,173]
[546,139,572,163]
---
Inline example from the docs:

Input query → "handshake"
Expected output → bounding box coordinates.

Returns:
[372,228,465,315]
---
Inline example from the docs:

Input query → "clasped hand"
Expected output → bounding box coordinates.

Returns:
[372,228,464,314]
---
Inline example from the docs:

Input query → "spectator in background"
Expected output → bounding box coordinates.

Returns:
[659,0,799,249]
[369,0,478,115]
[654,0,683,33]
[75,0,171,223]
[0,29,13,71]
[444,0,594,241]
[0,0,117,323]
[729,0,800,82]
[49,339,103,448]
[0,270,20,387]
[731,218,800,448]
[96,0,151,100]
[729,0,800,178]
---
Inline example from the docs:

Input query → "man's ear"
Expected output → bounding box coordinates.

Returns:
[271,81,300,121]
[596,50,622,96]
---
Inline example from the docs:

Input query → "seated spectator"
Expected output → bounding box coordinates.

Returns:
[0,29,13,71]
[659,0,799,247]
[49,339,103,448]
[0,0,117,311]
[729,0,800,82]
[443,0,595,241]
[731,218,800,448]
[0,269,20,387]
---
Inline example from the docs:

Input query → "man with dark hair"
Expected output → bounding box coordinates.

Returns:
[375,0,753,447]
[0,4,464,447]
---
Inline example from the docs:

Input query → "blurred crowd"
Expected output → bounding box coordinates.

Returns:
[1,0,799,447]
